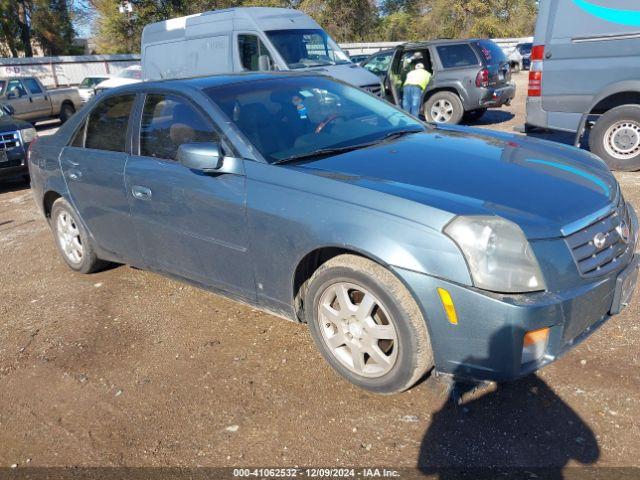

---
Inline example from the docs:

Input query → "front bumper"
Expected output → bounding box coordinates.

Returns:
[479,84,516,108]
[0,146,28,180]
[394,253,639,383]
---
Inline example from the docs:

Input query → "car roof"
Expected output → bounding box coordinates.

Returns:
[401,38,489,49]
[100,71,330,95]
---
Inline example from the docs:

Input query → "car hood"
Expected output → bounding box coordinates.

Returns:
[0,115,31,132]
[306,63,381,88]
[291,126,618,239]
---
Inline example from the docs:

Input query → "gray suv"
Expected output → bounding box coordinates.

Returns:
[363,39,516,124]
[526,0,640,171]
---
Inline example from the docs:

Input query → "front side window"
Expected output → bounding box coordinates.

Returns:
[363,52,393,76]
[436,44,479,69]
[7,80,27,97]
[205,77,424,164]
[85,94,135,152]
[23,78,43,94]
[238,35,274,71]
[140,94,220,161]
[265,29,350,69]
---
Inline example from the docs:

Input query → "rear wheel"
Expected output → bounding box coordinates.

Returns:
[305,254,434,394]
[424,91,464,125]
[463,108,487,123]
[51,198,106,273]
[59,103,75,124]
[589,105,640,171]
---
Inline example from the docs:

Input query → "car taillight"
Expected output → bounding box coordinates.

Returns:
[528,45,545,97]
[475,68,489,88]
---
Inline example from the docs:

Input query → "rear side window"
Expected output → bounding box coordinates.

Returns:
[23,78,43,94]
[139,93,220,161]
[85,94,135,152]
[436,44,479,69]
[475,41,507,65]
[238,34,274,71]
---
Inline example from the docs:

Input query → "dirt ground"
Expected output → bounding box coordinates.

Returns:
[1,73,639,474]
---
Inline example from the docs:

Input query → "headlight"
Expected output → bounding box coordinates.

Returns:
[445,216,546,293]
[19,127,37,144]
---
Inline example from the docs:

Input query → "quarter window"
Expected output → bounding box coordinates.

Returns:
[23,78,43,94]
[139,94,220,161]
[85,94,135,152]
[70,121,86,147]
[436,44,479,69]
[238,34,274,71]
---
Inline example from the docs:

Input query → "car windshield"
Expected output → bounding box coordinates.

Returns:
[205,77,425,164]
[265,29,351,69]
[517,44,533,55]
[79,77,107,88]
[119,67,142,79]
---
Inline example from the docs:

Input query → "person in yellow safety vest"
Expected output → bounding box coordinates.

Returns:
[402,63,431,117]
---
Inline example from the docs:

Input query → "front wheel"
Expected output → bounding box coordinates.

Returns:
[305,254,434,394]
[589,105,640,171]
[424,91,464,125]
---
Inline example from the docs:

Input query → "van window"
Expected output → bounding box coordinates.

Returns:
[85,94,135,152]
[140,94,220,161]
[238,35,274,71]
[23,78,43,94]
[266,29,350,69]
[436,44,479,69]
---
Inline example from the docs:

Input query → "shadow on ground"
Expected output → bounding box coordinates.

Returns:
[417,327,600,479]
[465,110,515,127]
[0,175,30,195]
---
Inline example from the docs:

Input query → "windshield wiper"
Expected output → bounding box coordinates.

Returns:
[382,128,424,141]
[272,141,378,165]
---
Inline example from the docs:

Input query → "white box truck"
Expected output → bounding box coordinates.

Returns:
[141,7,383,95]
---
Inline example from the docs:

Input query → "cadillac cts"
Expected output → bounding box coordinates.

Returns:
[29,73,639,394]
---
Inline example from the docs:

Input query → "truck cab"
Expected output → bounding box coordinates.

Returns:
[141,7,383,95]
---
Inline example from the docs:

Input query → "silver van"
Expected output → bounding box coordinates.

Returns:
[526,0,640,171]
[141,7,383,95]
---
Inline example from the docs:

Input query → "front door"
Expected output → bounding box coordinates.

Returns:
[5,79,35,120]
[125,92,254,298]
[22,78,52,119]
[59,93,140,262]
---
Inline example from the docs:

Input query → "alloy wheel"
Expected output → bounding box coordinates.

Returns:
[56,210,84,264]
[430,99,454,123]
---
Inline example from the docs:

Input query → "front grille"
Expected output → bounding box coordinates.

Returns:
[0,131,19,150]
[565,203,633,277]
[363,84,383,97]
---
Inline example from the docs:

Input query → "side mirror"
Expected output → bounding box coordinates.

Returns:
[177,142,223,172]
[7,90,18,100]
[258,54,273,71]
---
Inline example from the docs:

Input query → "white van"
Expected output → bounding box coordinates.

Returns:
[141,7,383,95]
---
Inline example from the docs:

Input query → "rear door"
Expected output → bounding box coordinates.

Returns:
[473,40,511,88]
[22,78,52,118]
[125,91,253,297]
[60,93,140,262]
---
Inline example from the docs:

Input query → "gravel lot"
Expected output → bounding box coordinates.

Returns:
[1,73,639,473]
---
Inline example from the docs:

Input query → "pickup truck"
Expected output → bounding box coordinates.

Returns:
[0,76,82,125]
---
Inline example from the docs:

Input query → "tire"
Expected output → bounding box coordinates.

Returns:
[589,105,640,171]
[511,62,521,74]
[463,108,487,123]
[424,91,464,125]
[51,198,106,273]
[59,103,75,124]
[304,254,434,394]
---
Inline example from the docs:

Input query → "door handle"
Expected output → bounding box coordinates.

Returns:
[67,170,82,181]
[131,185,152,200]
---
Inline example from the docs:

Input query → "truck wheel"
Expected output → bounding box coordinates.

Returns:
[589,105,640,171]
[463,108,487,123]
[511,62,520,74]
[59,103,76,124]
[51,198,107,274]
[424,92,464,125]
[304,254,434,394]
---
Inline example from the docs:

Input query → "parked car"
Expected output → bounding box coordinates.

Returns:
[77,75,111,103]
[361,49,394,79]
[506,42,532,72]
[94,66,142,94]
[372,39,515,124]
[141,7,383,96]
[0,103,36,182]
[526,0,640,171]
[29,73,638,394]
[0,76,81,124]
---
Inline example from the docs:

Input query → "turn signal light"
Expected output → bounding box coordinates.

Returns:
[522,327,550,364]
[437,288,458,325]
